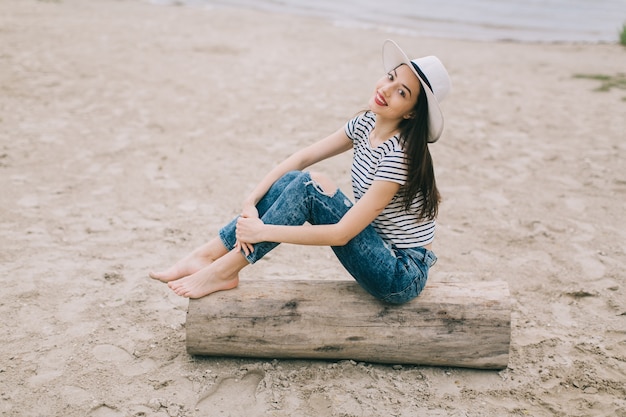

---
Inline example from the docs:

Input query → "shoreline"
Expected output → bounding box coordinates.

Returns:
[150,0,626,44]
[1,0,625,415]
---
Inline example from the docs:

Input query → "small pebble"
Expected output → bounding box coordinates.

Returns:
[167,404,181,417]
[148,398,163,411]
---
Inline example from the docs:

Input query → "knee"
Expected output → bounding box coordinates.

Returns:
[309,171,337,195]
[283,170,303,181]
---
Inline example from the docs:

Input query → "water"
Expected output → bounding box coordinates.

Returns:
[178,0,626,43]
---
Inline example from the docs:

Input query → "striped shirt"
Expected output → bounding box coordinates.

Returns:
[344,111,435,248]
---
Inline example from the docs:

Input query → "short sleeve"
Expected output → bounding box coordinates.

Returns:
[345,111,376,144]
[344,113,361,142]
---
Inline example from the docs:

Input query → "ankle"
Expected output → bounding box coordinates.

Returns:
[214,259,246,282]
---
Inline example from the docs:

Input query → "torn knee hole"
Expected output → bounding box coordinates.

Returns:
[307,172,337,196]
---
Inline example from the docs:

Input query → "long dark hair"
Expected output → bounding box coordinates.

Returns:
[397,85,440,220]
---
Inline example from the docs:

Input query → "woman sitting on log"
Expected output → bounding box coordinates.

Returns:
[150,40,452,304]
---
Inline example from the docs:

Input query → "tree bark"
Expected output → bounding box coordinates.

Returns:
[186,280,511,369]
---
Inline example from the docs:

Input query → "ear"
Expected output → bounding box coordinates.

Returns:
[403,112,416,120]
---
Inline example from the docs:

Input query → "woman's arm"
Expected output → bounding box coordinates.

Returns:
[236,180,401,247]
[242,127,353,210]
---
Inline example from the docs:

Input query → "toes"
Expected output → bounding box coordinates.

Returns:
[169,281,191,297]
[150,270,175,282]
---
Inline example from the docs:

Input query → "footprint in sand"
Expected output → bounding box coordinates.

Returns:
[196,370,265,416]
[92,344,133,363]
[91,344,156,376]
[88,404,123,417]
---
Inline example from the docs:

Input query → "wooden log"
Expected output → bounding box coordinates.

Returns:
[186,280,511,369]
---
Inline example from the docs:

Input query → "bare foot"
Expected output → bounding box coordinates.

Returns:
[149,255,211,283]
[150,238,228,282]
[168,268,239,298]
[167,249,248,298]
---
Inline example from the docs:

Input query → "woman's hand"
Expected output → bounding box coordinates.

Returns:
[236,216,266,255]
[235,203,260,255]
[240,202,259,220]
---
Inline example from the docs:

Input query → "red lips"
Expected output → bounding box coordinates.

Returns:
[374,92,387,106]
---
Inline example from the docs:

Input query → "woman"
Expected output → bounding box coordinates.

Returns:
[150,40,452,304]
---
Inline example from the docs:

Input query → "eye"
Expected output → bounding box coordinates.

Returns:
[387,72,394,81]
[398,89,406,98]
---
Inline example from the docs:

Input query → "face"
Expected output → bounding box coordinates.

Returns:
[368,63,421,122]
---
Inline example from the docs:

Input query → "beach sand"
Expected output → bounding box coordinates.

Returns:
[1,0,625,415]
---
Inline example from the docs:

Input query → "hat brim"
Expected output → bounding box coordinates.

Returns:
[382,40,444,143]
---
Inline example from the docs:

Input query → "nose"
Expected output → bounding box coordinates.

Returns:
[380,83,392,96]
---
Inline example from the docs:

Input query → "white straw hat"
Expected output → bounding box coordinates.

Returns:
[382,40,452,142]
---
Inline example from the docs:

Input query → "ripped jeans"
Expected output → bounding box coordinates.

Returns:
[219,171,437,304]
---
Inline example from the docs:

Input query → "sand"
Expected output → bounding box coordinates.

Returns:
[1,0,625,416]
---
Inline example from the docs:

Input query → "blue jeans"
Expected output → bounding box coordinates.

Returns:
[219,171,437,304]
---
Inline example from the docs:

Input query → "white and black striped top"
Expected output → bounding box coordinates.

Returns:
[345,111,435,248]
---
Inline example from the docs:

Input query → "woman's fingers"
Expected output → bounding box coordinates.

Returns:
[243,242,254,255]
[235,239,254,256]
[235,215,253,256]
[236,216,264,256]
